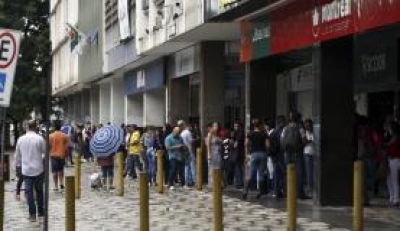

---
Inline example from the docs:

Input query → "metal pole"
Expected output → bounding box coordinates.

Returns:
[139,172,149,231]
[74,153,81,199]
[65,176,75,231]
[0,108,6,180]
[353,161,364,231]
[116,152,124,196]
[196,148,202,191]
[213,168,223,231]
[43,62,51,231]
[156,150,163,194]
[0,179,4,231]
[287,163,297,231]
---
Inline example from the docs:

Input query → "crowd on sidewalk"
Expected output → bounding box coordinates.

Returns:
[12,112,400,222]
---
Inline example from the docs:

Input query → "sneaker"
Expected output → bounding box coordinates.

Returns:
[60,185,65,190]
[29,215,36,222]
[169,186,174,191]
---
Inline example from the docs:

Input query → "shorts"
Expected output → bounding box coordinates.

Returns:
[101,166,114,179]
[51,157,65,172]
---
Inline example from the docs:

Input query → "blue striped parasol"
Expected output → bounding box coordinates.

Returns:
[90,124,124,157]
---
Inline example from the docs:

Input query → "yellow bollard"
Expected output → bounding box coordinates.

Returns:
[139,172,149,231]
[196,148,203,191]
[0,180,4,231]
[353,161,364,231]
[213,168,223,231]
[65,176,75,231]
[74,153,81,199]
[287,163,297,231]
[116,152,125,196]
[156,150,164,194]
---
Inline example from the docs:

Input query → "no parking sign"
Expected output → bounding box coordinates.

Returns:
[0,29,21,107]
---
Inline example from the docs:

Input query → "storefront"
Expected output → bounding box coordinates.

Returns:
[238,0,400,206]
[124,59,166,127]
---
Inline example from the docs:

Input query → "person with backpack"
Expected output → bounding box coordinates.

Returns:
[242,119,270,200]
[281,113,308,199]
[270,116,286,199]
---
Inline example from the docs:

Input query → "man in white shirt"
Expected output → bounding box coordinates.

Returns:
[15,120,46,222]
[178,120,196,187]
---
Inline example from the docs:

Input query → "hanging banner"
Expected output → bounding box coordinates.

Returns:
[0,29,22,107]
[118,0,131,40]
[241,0,400,62]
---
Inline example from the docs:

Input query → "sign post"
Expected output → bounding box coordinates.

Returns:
[0,29,21,231]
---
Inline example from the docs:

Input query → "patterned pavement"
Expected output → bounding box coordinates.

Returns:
[3,162,400,231]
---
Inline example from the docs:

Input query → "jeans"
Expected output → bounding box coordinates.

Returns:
[222,158,234,186]
[24,173,44,216]
[234,160,244,187]
[304,154,314,195]
[245,152,267,193]
[169,158,184,187]
[125,154,143,177]
[146,148,156,184]
[272,153,285,196]
[184,153,196,186]
[364,158,375,204]
[387,158,400,203]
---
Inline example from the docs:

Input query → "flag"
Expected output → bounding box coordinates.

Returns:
[66,23,87,55]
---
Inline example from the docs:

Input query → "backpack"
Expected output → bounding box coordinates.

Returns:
[282,124,303,153]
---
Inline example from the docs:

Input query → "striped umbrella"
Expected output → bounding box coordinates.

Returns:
[90,124,124,157]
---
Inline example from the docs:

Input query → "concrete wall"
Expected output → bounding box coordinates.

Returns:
[81,89,91,122]
[144,89,166,127]
[90,86,100,124]
[126,94,144,127]
[110,78,125,125]
[99,83,111,124]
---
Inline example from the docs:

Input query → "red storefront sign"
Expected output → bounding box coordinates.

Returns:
[241,0,400,62]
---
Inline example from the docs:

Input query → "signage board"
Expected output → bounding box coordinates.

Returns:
[0,29,21,107]
[241,0,400,62]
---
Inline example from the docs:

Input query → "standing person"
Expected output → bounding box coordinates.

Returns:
[242,120,270,200]
[82,122,93,162]
[97,154,115,191]
[178,120,196,187]
[165,127,185,190]
[159,124,172,184]
[61,123,74,166]
[15,121,45,222]
[15,165,24,201]
[270,116,286,199]
[281,113,308,199]
[357,116,375,206]
[206,122,223,186]
[231,122,245,189]
[222,134,234,187]
[143,126,157,186]
[303,118,315,198]
[49,121,69,191]
[125,124,144,178]
[386,122,400,206]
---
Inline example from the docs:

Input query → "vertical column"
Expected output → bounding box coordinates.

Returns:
[90,86,100,125]
[200,41,225,132]
[99,83,111,124]
[111,78,125,125]
[168,78,190,124]
[144,89,166,127]
[312,36,354,206]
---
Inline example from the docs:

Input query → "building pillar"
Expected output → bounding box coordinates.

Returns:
[199,41,225,132]
[126,94,144,127]
[144,89,165,127]
[90,86,100,125]
[312,36,354,206]
[110,78,125,125]
[81,89,91,123]
[99,83,111,124]
[168,78,190,124]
